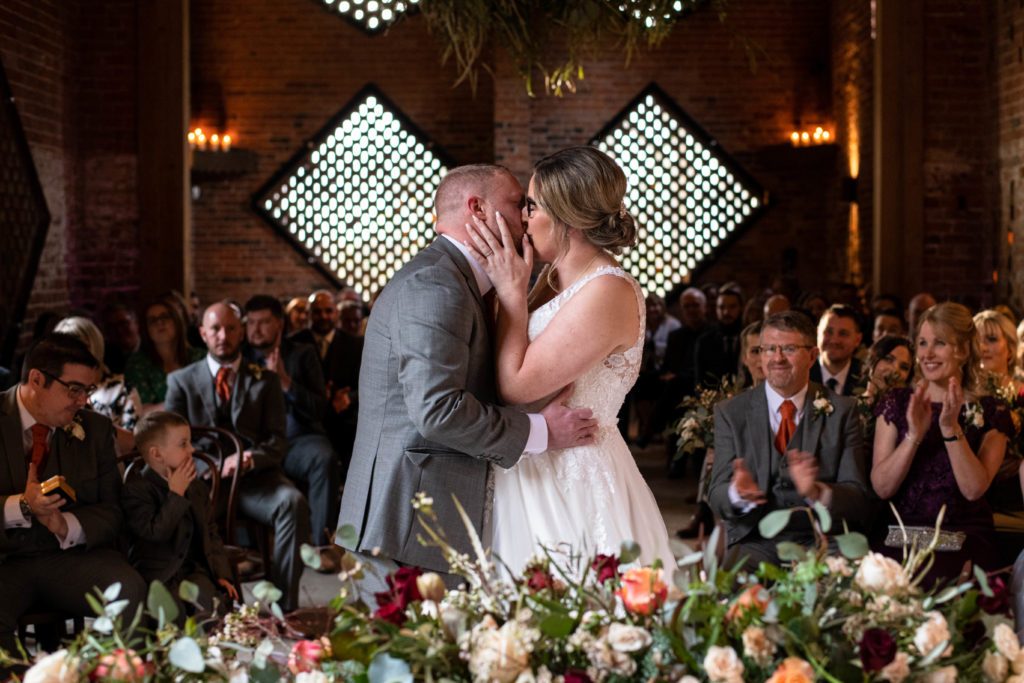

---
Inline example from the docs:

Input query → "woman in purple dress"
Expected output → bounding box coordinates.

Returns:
[871,302,1011,584]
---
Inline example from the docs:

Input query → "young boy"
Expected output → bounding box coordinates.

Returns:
[122,411,239,614]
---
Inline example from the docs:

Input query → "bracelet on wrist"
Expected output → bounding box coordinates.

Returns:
[942,431,963,442]
[905,433,921,446]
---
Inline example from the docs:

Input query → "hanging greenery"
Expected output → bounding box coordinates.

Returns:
[412,0,726,96]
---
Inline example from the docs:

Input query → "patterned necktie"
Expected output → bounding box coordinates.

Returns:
[826,377,839,394]
[774,399,796,454]
[29,423,50,472]
[216,366,232,403]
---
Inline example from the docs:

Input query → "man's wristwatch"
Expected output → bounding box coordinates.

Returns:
[18,495,32,520]
[942,431,964,442]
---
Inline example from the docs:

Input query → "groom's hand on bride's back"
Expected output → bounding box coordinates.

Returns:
[541,384,598,450]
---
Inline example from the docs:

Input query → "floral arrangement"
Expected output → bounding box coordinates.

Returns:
[673,376,744,460]
[5,497,1021,682]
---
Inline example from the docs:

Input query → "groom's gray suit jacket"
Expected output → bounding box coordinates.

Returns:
[338,238,532,571]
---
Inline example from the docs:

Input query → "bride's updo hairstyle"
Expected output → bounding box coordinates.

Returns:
[532,146,638,257]
[915,301,983,396]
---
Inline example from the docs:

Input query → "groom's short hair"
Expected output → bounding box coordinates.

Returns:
[434,164,512,220]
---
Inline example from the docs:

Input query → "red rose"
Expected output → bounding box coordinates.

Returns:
[979,576,1010,615]
[564,670,592,683]
[859,628,896,672]
[591,554,619,584]
[373,602,405,625]
[387,566,424,605]
[527,566,554,593]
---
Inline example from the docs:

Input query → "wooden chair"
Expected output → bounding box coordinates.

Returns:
[189,426,273,587]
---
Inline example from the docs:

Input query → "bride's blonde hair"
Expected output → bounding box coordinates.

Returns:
[531,147,638,291]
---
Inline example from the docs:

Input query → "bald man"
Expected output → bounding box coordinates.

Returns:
[165,302,309,612]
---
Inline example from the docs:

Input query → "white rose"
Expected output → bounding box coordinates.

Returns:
[984,652,1009,682]
[741,625,777,666]
[877,652,910,683]
[606,623,652,653]
[854,553,909,593]
[919,666,957,683]
[295,673,328,683]
[703,645,744,683]
[995,622,1022,661]
[914,611,951,658]
[23,650,80,683]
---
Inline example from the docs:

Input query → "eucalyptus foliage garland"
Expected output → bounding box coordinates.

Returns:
[413,0,723,96]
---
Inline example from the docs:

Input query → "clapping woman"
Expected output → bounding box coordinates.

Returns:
[871,303,1011,584]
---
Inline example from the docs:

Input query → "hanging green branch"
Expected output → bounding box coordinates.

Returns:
[412,0,726,96]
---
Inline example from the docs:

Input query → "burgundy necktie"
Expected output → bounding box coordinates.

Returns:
[774,399,796,454]
[29,423,50,473]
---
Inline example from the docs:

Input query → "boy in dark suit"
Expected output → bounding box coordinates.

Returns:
[122,411,238,615]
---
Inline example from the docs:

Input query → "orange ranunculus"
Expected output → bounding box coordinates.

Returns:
[615,567,667,615]
[726,583,770,621]
[766,656,815,683]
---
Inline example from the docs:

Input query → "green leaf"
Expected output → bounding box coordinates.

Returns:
[974,565,993,597]
[835,532,869,560]
[813,502,831,533]
[147,580,179,627]
[252,580,282,605]
[169,637,205,673]
[368,653,414,683]
[776,542,808,563]
[619,540,641,564]
[917,639,950,667]
[301,543,322,570]
[758,509,793,539]
[538,613,575,638]
[103,582,122,602]
[335,523,359,548]
[178,580,200,606]
[85,592,105,617]
[250,661,282,683]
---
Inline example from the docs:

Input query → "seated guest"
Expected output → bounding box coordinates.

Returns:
[861,335,914,406]
[797,291,828,324]
[338,300,365,337]
[54,316,141,457]
[906,292,937,340]
[810,304,863,396]
[737,321,765,389]
[0,333,145,655]
[243,295,339,563]
[975,309,1022,390]
[763,294,790,319]
[708,311,869,568]
[122,411,239,615]
[872,302,1011,585]
[125,295,205,411]
[284,297,309,337]
[872,309,905,342]
[694,287,745,386]
[871,293,903,317]
[98,302,141,375]
[165,302,310,612]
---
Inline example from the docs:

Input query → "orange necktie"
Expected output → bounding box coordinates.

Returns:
[216,366,232,403]
[774,399,796,454]
[29,423,50,472]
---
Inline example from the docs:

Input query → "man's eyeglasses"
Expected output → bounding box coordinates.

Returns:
[41,370,96,399]
[760,344,813,357]
[525,197,539,218]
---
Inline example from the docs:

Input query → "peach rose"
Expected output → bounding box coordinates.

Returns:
[616,567,667,615]
[766,657,815,683]
[703,645,744,683]
[854,553,909,594]
[878,652,910,683]
[913,612,951,658]
[919,666,957,683]
[726,583,770,621]
[995,622,1021,661]
[983,651,1009,682]
[741,625,777,666]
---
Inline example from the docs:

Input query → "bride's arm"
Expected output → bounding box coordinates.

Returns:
[466,214,638,405]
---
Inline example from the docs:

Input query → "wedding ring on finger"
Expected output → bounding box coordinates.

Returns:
[483,250,493,258]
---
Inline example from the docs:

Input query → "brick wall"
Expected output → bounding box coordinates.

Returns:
[998,0,1024,313]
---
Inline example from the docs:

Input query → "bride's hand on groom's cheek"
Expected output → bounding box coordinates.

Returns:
[465,214,532,295]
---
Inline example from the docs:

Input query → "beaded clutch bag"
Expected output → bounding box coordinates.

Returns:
[883,525,965,552]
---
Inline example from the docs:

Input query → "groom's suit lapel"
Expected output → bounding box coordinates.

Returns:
[432,238,486,308]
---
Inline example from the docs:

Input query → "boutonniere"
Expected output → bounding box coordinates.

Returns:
[812,393,834,419]
[63,414,85,441]
[247,363,263,380]
[964,402,984,429]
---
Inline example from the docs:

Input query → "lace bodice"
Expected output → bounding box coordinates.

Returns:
[523,266,645,426]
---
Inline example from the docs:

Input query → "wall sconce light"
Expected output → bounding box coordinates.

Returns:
[188,127,233,152]
[789,126,833,147]
[841,176,858,203]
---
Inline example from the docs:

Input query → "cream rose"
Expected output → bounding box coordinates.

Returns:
[913,611,951,658]
[606,623,652,653]
[23,650,80,683]
[878,652,910,683]
[742,625,777,666]
[469,621,532,683]
[825,555,852,577]
[295,673,328,683]
[919,666,957,683]
[995,623,1022,661]
[854,553,909,593]
[984,652,1009,682]
[703,645,744,683]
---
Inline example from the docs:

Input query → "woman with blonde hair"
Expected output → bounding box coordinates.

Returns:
[870,302,1011,583]
[465,146,675,575]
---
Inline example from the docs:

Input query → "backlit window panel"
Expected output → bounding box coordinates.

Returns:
[253,85,451,299]
[591,83,765,296]
[314,0,419,35]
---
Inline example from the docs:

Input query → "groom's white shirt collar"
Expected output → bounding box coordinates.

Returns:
[443,235,492,296]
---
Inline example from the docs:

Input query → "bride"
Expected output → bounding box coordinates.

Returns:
[465,146,676,576]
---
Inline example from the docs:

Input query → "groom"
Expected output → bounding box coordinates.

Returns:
[338,164,597,587]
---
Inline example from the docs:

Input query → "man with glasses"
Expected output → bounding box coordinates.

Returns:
[708,310,869,568]
[0,333,145,656]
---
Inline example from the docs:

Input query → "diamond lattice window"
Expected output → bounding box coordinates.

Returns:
[253,85,451,299]
[314,0,418,35]
[591,84,764,296]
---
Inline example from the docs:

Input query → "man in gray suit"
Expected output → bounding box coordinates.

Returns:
[0,333,145,654]
[166,302,310,612]
[708,310,869,568]
[338,164,597,586]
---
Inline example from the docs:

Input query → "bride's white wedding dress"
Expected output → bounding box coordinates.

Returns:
[491,265,676,576]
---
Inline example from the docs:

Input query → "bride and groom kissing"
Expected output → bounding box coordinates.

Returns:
[338,147,675,592]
